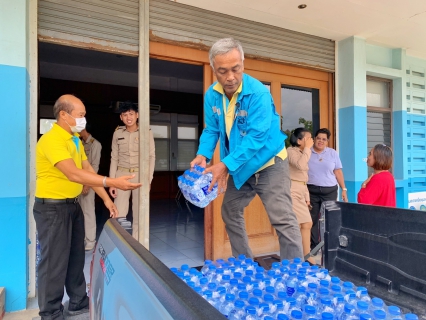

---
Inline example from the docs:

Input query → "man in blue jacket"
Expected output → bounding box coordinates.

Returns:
[190,38,303,260]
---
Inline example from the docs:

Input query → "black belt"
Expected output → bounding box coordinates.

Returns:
[35,197,79,204]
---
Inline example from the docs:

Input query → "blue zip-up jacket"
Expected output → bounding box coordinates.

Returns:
[197,73,287,190]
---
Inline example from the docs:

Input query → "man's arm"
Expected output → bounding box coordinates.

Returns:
[109,131,118,178]
[81,160,118,217]
[55,158,141,191]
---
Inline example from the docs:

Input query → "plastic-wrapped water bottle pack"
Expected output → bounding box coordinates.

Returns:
[177,165,218,208]
[170,256,419,320]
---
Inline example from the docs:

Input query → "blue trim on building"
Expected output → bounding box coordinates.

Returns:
[0,196,28,311]
[0,64,29,312]
[338,106,367,203]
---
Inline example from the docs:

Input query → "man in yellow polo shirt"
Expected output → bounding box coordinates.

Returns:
[34,94,141,320]
[190,38,302,261]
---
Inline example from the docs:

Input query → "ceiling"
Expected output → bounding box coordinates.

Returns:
[174,0,426,59]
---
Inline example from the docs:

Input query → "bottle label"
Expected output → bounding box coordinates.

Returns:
[202,185,211,195]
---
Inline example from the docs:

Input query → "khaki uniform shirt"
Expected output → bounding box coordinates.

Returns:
[82,134,102,173]
[109,126,155,183]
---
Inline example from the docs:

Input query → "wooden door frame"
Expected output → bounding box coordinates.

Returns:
[149,41,335,260]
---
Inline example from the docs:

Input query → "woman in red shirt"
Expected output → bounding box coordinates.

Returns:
[358,144,396,207]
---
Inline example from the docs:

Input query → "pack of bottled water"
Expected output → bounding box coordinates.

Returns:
[170,256,420,320]
[177,165,218,208]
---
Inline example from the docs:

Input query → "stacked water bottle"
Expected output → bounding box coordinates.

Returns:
[177,165,218,208]
[170,256,419,320]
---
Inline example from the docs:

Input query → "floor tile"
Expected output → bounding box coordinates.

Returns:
[179,247,204,260]
[168,240,203,250]
[154,249,188,263]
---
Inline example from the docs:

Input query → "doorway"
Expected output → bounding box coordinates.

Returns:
[37,43,206,269]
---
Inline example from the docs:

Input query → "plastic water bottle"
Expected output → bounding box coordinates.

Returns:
[342,282,354,292]
[244,276,255,293]
[372,310,386,320]
[341,303,357,320]
[332,294,345,319]
[246,306,260,320]
[330,285,342,295]
[219,293,236,317]
[272,299,284,316]
[405,314,419,320]
[228,300,246,320]
[360,313,372,320]
[303,305,318,320]
[286,271,298,297]
[203,290,216,306]
[259,303,274,319]
[263,294,274,310]
[331,276,341,286]
[238,290,249,304]
[228,278,239,295]
[278,314,290,320]
[206,265,217,282]
[387,306,403,320]
[355,301,370,317]
[180,264,190,276]
[285,297,300,315]
[344,291,357,306]
[306,283,318,307]
[321,312,334,320]
[317,298,334,316]
[251,289,264,301]
[369,298,386,313]
[356,289,371,303]
[293,286,308,309]
[201,260,213,275]
[220,274,231,290]
[291,310,303,320]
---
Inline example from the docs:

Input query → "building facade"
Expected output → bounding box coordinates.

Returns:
[0,0,425,312]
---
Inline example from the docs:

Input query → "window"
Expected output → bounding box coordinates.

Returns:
[281,85,320,146]
[366,77,392,174]
[177,126,198,170]
[151,124,170,171]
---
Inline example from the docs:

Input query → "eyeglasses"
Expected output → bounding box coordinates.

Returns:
[315,137,328,141]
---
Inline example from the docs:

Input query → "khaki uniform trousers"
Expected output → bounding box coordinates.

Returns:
[114,169,140,239]
[78,188,96,246]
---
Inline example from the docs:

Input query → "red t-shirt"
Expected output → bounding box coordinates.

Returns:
[357,171,396,207]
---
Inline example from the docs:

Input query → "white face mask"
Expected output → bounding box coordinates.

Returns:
[66,113,87,133]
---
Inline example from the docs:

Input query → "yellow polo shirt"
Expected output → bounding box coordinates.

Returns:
[214,82,287,173]
[35,123,87,199]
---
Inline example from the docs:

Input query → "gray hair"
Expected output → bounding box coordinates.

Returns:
[209,38,245,69]
[53,95,75,119]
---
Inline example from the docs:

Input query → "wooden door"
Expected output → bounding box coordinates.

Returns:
[149,42,334,260]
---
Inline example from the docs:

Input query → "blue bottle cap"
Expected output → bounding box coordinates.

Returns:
[291,310,303,319]
[263,293,274,302]
[357,301,369,310]
[256,266,265,273]
[225,293,235,301]
[260,303,270,312]
[252,289,262,297]
[308,283,318,289]
[286,297,296,305]
[230,278,238,286]
[193,286,202,293]
[272,262,281,268]
[305,305,316,314]
[238,291,249,299]
[277,291,287,299]
[264,317,274,320]
[266,286,275,293]
[321,298,331,305]
[237,283,246,291]
[234,300,245,308]
[373,310,386,320]
[297,286,306,292]
[170,267,178,273]
[216,268,224,274]
[319,288,329,295]
[343,281,354,289]
[331,276,340,284]
[293,257,302,264]
[246,306,256,314]
[207,283,216,290]
[246,269,254,276]
[322,312,333,320]
[388,306,401,315]
[243,276,252,284]
[281,259,290,266]
[320,280,330,287]
[200,278,208,285]
[217,286,226,294]
[331,285,341,292]
[234,272,242,278]
[405,314,419,320]
[278,314,289,320]
[204,290,212,298]
[222,275,230,281]
[238,254,246,260]
[255,273,264,280]
[180,264,189,270]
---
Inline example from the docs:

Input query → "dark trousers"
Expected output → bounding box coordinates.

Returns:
[307,185,338,249]
[221,157,303,260]
[33,201,88,320]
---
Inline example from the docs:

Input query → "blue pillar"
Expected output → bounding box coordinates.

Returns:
[0,0,29,312]
[337,37,368,202]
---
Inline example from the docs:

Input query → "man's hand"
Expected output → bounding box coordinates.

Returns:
[104,198,119,218]
[190,155,207,169]
[81,185,90,195]
[342,190,348,202]
[109,187,117,198]
[110,174,142,191]
[203,162,228,195]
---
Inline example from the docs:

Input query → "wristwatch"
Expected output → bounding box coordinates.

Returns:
[342,188,347,191]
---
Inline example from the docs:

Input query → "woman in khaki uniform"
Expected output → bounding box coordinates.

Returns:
[287,128,316,265]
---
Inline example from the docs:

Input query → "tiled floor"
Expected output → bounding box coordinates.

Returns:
[149,199,205,269]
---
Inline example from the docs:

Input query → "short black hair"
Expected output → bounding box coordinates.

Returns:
[314,128,331,139]
[290,128,311,147]
[119,101,138,113]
